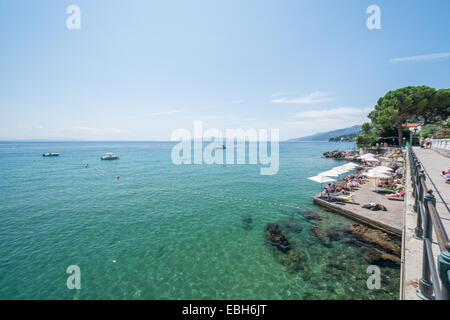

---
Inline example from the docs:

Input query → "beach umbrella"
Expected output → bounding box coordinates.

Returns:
[338,163,360,174]
[367,170,390,177]
[371,166,393,172]
[318,170,340,177]
[365,171,391,177]
[308,175,337,183]
[341,162,360,168]
[367,167,392,175]
[332,166,350,173]
[332,166,351,178]
[344,164,360,175]
[357,153,376,160]
[365,171,391,191]
[308,175,336,194]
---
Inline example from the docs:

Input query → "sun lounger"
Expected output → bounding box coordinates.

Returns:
[387,189,405,201]
[375,185,404,193]
[337,194,354,202]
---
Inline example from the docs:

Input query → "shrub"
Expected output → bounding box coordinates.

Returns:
[434,128,450,139]
[419,124,442,138]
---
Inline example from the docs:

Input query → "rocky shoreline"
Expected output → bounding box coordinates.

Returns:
[323,149,360,161]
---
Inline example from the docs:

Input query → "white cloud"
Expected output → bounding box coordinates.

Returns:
[18,123,43,130]
[271,91,336,104]
[271,90,300,97]
[129,109,185,119]
[390,52,450,63]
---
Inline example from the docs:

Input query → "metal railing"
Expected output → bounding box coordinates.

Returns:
[408,143,450,300]
[432,139,450,158]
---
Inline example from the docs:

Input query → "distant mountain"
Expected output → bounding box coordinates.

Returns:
[329,133,358,142]
[287,125,362,142]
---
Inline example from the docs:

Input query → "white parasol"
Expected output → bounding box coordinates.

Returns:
[308,175,337,194]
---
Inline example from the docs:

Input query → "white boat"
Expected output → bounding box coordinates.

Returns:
[43,153,60,157]
[101,153,119,160]
[215,145,226,149]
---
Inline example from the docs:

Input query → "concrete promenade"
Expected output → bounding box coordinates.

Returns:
[401,147,450,300]
[313,178,403,237]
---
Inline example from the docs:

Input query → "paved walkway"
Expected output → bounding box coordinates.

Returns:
[401,147,450,300]
[414,147,450,218]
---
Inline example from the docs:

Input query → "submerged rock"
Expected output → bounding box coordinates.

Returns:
[264,222,309,273]
[310,223,401,265]
[310,224,348,247]
[279,249,309,273]
[310,224,331,246]
[362,247,400,265]
[265,223,291,252]
[242,214,253,230]
[242,214,252,224]
[303,210,322,222]
[280,217,302,233]
[348,224,400,256]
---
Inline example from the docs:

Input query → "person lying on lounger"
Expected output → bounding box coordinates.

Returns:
[387,189,405,200]
[375,184,404,193]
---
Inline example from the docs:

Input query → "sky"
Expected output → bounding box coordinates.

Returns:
[0,0,449,141]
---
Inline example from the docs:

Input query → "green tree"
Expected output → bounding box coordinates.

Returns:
[419,124,442,139]
[369,86,426,146]
[361,122,372,134]
[410,86,436,123]
[426,88,450,123]
[356,123,378,147]
[354,86,449,147]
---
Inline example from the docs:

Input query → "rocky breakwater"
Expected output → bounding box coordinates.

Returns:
[265,223,309,273]
[323,150,359,161]
[310,223,401,265]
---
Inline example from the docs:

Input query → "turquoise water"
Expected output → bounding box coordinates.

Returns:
[0,141,399,299]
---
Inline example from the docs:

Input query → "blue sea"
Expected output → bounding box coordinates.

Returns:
[0,141,399,299]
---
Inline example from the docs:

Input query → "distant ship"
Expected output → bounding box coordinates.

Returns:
[42,153,59,157]
[101,153,119,160]
[215,145,226,149]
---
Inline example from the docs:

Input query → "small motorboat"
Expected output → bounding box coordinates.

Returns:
[215,145,226,149]
[101,153,119,160]
[43,153,60,157]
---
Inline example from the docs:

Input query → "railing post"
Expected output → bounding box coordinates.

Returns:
[417,190,436,300]
[414,171,425,238]
[438,246,450,300]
